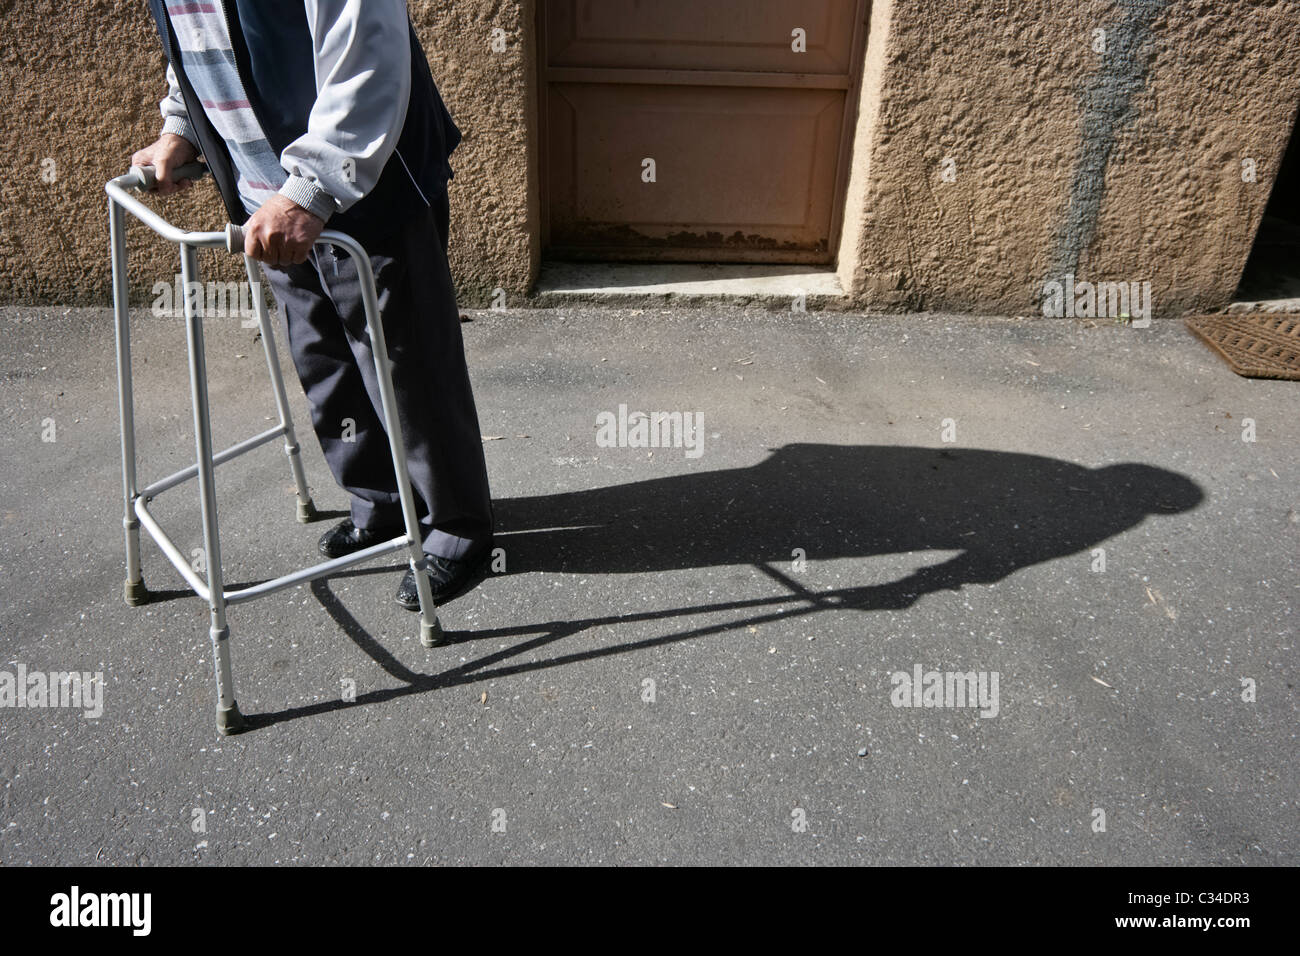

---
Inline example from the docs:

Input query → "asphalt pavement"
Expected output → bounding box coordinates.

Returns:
[0,303,1295,864]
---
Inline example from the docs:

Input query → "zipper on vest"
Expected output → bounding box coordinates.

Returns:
[217,0,271,165]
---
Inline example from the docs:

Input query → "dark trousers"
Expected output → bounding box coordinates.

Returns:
[260,190,492,560]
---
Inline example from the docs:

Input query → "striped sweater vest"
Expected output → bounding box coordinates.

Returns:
[164,0,284,214]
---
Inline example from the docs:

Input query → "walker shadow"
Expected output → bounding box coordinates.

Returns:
[246,444,1203,730]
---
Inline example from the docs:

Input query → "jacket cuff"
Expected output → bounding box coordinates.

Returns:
[161,115,200,149]
[279,174,337,222]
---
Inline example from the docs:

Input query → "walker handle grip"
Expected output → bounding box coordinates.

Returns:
[129,162,209,191]
[225,223,246,255]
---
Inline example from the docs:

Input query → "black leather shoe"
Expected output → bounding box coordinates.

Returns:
[396,549,491,610]
[318,518,403,558]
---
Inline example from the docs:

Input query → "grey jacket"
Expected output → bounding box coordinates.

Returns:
[152,0,460,242]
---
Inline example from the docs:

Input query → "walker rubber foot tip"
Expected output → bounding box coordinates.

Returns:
[420,618,445,648]
[296,499,318,524]
[216,702,247,736]
[124,580,148,606]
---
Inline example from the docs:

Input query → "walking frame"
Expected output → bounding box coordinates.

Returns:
[107,163,442,736]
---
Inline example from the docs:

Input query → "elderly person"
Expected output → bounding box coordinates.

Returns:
[132,0,494,609]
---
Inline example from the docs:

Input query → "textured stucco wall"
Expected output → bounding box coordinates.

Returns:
[0,0,535,307]
[409,0,538,306]
[836,0,1300,315]
[1,1,1297,315]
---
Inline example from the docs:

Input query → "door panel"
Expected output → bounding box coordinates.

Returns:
[546,0,860,74]
[548,83,844,255]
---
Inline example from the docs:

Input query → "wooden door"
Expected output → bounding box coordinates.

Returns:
[539,1,870,263]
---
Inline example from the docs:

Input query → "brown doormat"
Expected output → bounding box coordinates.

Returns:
[1185,313,1300,380]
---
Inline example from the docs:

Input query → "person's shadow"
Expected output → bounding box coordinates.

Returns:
[495,443,1203,607]
[246,444,1203,730]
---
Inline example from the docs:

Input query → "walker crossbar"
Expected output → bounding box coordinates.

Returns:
[139,423,287,498]
[107,164,443,737]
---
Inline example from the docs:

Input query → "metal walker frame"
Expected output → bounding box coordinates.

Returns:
[107,164,442,736]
